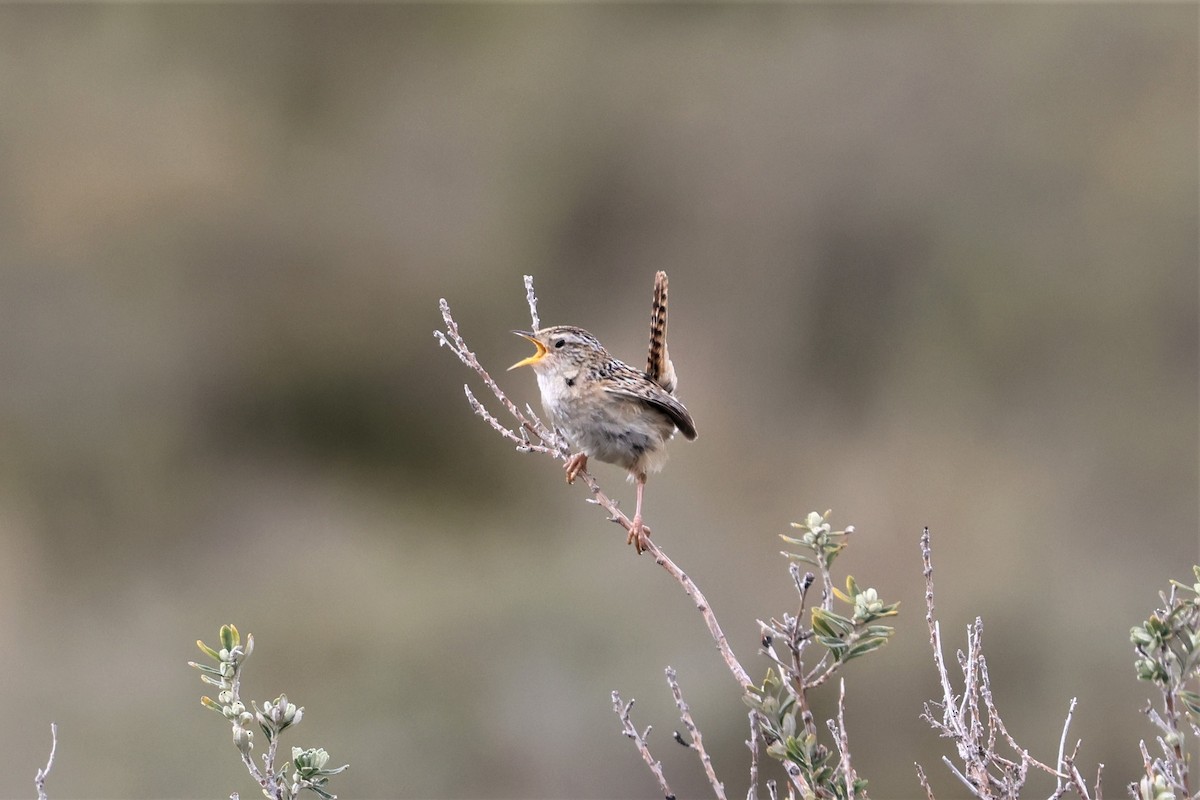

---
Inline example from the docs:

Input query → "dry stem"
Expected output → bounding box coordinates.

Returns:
[613,692,675,800]
[827,678,858,799]
[917,528,1097,800]
[746,709,762,800]
[35,722,57,800]
[667,666,728,800]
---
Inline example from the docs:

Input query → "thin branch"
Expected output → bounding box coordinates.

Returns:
[639,525,753,688]
[1055,741,1096,800]
[914,762,937,800]
[35,722,57,800]
[613,692,675,800]
[263,736,281,798]
[464,385,557,455]
[976,645,1059,779]
[746,710,761,800]
[827,678,858,800]
[576,467,751,687]
[523,274,540,330]
[1055,698,1078,796]
[435,298,563,454]
[922,529,958,733]
[666,667,727,800]
[941,755,982,798]
[918,528,1094,800]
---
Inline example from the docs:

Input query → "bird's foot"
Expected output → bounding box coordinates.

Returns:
[564,452,588,484]
[626,516,652,555]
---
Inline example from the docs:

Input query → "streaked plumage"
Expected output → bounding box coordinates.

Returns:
[508,275,695,553]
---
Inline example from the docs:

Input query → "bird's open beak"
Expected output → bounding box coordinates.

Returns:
[508,331,547,370]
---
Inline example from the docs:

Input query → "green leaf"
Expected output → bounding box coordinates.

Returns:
[196,640,221,660]
[316,765,349,777]
[189,662,224,677]
[220,624,239,652]
[812,608,854,637]
[845,639,887,660]
[817,636,848,654]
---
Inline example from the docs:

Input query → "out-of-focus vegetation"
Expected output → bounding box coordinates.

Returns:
[0,5,1194,798]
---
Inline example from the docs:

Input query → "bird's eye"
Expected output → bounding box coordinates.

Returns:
[554,339,566,349]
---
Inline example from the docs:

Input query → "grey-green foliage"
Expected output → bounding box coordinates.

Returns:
[1131,567,1200,800]
[746,511,899,800]
[190,625,348,800]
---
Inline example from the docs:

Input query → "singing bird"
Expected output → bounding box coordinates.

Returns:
[509,272,696,553]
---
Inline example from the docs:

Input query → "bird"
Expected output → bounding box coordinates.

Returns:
[508,272,696,554]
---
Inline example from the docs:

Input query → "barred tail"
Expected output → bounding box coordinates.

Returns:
[645,271,676,393]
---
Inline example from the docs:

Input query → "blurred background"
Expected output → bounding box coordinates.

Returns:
[0,4,1195,798]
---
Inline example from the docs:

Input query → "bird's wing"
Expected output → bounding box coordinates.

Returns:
[604,369,698,441]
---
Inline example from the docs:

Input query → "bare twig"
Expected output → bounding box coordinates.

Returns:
[35,722,57,800]
[745,709,762,800]
[436,286,753,690]
[523,274,541,331]
[826,678,858,800]
[613,692,675,800]
[464,385,558,455]
[1055,698,1077,796]
[922,528,958,734]
[1054,740,1098,800]
[666,667,727,800]
[914,762,937,800]
[940,755,981,797]
[640,524,752,688]
[978,647,1043,770]
[918,528,1093,800]
[435,298,564,455]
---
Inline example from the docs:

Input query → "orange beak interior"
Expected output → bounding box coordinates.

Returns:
[508,332,547,370]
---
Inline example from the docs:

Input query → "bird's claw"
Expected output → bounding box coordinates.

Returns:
[627,517,652,554]
[564,453,588,484]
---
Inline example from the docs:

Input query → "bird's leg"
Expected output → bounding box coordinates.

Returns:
[564,452,588,484]
[626,472,652,554]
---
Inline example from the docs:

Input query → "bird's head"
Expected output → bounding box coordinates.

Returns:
[508,326,606,373]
